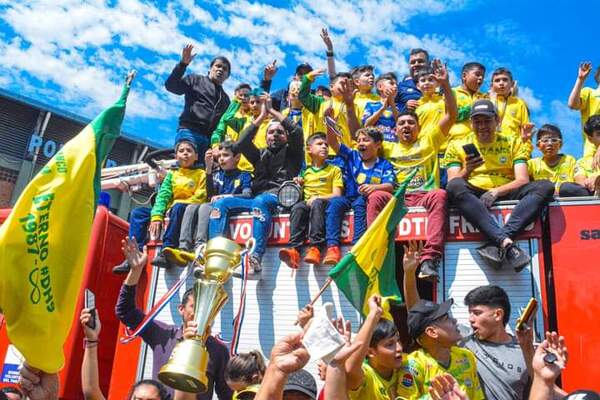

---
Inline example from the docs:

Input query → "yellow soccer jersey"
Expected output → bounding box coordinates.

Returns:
[405,347,485,400]
[575,156,600,178]
[528,155,577,193]
[447,87,487,151]
[444,131,530,191]
[493,95,530,138]
[354,92,380,126]
[283,106,317,165]
[150,168,206,221]
[579,87,600,157]
[383,125,446,191]
[316,98,354,150]
[349,360,418,400]
[416,93,445,134]
[301,164,343,200]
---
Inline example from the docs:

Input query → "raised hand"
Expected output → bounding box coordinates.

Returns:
[367,295,383,317]
[121,236,148,272]
[403,240,423,274]
[205,149,214,172]
[340,79,355,106]
[432,59,450,86]
[429,373,469,400]
[531,332,568,384]
[297,304,314,329]
[269,331,310,375]
[320,28,334,52]
[578,61,592,80]
[521,122,535,143]
[264,60,278,81]
[307,68,327,81]
[80,308,101,341]
[181,44,196,65]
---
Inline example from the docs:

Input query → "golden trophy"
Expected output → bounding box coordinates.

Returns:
[158,236,251,392]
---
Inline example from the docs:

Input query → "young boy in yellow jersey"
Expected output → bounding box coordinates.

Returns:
[489,68,530,138]
[342,295,417,400]
[351,65,380,126]
[448,62,487,149]
[568,62,600,158]
[299,69,360,149]
[574,115,600,196]
[149,137,207,268]
[415,66,445,134]
[282,80,317,141]
[362,72,399,143]
[211,83,252,147]
[279,133,344,269]
[526,124,584,196]
[406,298,485,400]
[383,61,457,281]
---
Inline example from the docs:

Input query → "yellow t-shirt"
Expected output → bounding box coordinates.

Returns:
[383,125,446,191]
[416,93,445,135]
[233,384,260,400]
[579,87,600,157]
[301,164,343,200]
[493,95,530,138]
[444,131,530,190]
[447,87,487,151]
[354,92,381,126]
[405,347,485,400]
[315,98,354,150]
[349,360,418,400]
[282,106,317,165]
[575,156,600,178]
[527,155,577,193]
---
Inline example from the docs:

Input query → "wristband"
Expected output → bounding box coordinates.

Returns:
[326,51,334,57]
[84,339,99,349]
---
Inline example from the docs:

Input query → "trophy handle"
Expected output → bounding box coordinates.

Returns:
[192,243,207,279]
[244,238,256,255]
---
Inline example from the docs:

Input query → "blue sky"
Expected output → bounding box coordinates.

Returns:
[0,0,598,157]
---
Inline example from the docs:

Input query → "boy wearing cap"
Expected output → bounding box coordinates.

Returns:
[444,99,554,272]
[526,124,585,196]
[406,298,484,400]
[282,370,317,400]
[567,61,600,158]
[362,73,399,143]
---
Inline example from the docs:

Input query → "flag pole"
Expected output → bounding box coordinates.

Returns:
[293,277,333,326]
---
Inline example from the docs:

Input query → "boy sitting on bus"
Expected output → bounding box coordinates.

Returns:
[165,142,253,266]
[323,125,396,265]
[279,132,344,269]
[574,115,600,196]
[488,68,530,139]
[567,61,600,158]
[526,124,583,197]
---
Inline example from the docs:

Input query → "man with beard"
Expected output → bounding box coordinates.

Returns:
[462,285,534,400]
[165,44,231,158]
[208,96,304,275]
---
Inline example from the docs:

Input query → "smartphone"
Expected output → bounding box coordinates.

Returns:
[462,143,481,159]
[516,298,538,331]
[84,288,96,330]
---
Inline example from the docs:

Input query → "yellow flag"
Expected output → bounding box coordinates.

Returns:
[0,85,130,372]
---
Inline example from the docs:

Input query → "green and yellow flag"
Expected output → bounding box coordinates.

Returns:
[0,84,131,372]
[328,173,414,320]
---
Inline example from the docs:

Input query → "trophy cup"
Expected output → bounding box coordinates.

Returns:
[158,236,250,392]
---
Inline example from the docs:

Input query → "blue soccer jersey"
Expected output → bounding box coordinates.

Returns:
[362,101,397,142]
[337,144,396,193]
[213,169,253,195]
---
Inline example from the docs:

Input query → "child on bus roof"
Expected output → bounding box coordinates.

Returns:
[567,62,600,158]
[362,72,399,143]
[278,132,344,269]
[488,67,530,139]
[574,115,600,196]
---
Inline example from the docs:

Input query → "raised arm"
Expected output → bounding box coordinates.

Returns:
[341,80,360,139]
[568,62,592,110]
[260,60,278,94]
[403,240,422,310]
[236,99,268,165]
[211,99,241,146]
[81,308,105,400]
[344,295,383,391]
[325,106,341,153]
[321,28,337,79]
[299,69,327,114]
[433,60,458,135]
[164,44,196,95]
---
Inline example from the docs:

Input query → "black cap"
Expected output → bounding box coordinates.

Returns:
[564,391,600,400]
[283,369,317,399]
[407,299,454,339]
[295,63,313,75]
[470,99,497,118]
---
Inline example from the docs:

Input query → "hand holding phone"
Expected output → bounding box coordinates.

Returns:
[463,143,481,159]
[516,298,538,331]
[84,289,96,330]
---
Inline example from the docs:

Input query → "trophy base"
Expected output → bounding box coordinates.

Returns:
[158,339,209,393]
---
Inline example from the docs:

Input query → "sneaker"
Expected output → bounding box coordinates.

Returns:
[418,259,440,282]
[279,248,301,270]
[248,255,263,279]
[112,260,130,275]
[323,246,341,266]
[162,247,190,267]
[303,246,321,265]
[476,243,503,270]
[502,244,531,272]
[151,251,171,269]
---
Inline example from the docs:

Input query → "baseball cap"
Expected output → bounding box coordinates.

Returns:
[295,63,313,75]
[283,369,317,399]
[407,299,454,339]
[564,390,600,400]
[470,99,497,118]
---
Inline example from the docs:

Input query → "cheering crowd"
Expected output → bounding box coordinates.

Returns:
[13,27,600,400]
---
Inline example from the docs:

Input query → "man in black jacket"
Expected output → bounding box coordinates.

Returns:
[165,44,231,157]
[208,96,304,275]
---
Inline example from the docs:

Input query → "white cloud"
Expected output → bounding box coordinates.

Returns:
[519,86,542,112]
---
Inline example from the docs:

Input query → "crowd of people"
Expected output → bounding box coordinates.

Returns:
[13,27,600,399]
